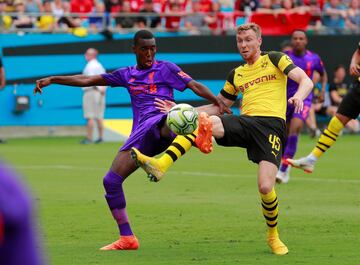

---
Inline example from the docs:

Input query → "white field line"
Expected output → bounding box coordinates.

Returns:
[6,165,360,184]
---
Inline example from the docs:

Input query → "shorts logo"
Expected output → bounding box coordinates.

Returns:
[271,151,279,158]
[269,134,281,158]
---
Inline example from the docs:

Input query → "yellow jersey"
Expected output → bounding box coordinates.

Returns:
[221,51,296,120]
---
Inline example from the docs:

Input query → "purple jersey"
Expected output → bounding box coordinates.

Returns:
[102,60,193,155]
[102,60,193,132]
[285,50,325,103]
[0,162,44,265]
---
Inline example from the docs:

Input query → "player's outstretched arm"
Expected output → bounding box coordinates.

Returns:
[34,75,106,95]
[187,80,232,115]
[287,67,313,113]
[154,93,234,116]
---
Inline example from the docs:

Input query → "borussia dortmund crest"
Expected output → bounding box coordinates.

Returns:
[261,59,268,69]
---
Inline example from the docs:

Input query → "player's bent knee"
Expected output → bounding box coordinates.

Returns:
[258,183,273,195]
[103,172,123,194]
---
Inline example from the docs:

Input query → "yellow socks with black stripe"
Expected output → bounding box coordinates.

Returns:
[311,116,344,159]
[261,188,288,255]
[157,133,196,172]
[261,188,279,236]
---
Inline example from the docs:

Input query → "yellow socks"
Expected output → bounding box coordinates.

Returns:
[260,188,279,236]
[312,116,344,158]
[157,133,196,171]
[261,188,288,255]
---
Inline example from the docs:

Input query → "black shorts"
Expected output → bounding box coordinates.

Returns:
[337,81,360,119]
[315,106,328,116]
[215,115,286,168]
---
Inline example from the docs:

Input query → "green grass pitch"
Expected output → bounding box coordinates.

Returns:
[1,135,360,265]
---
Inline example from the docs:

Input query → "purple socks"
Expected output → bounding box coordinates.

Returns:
[280,134,298,172]
[103,170,133,236]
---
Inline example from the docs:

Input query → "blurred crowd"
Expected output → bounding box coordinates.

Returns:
[0,0,359,35]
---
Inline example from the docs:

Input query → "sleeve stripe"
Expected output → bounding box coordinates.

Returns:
[220,89,237,101]
[283,64,297,75]
[268,52,282,67]
[226,69,236,87]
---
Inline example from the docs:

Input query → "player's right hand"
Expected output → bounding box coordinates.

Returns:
[350,63,360,76]
[34,77,51,95]
[216,98,232,114]
[154,98,176,113]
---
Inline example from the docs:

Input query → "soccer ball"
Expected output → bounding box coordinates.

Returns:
[166,103,198,135]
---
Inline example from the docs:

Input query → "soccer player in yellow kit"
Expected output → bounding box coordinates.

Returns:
[287,43,360,173]
[132,23,313,255]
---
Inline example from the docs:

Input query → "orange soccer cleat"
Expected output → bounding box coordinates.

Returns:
[100,235,139,250]
[194,112,213,154]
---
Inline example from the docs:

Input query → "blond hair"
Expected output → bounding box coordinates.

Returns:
[237,23,262,38]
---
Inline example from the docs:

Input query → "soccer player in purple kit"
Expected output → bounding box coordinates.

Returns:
[0,161,45,265]
[276,29,328,184]
[33,30,229,250]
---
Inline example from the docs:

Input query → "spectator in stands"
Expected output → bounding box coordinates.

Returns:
[104,0,121,13]
[164,1,183,32]
[346,0,360,30]
[235,0,259,12]
[81,48,107,144]
[24,0,42,13]
[183,0,205,34]
[70,0,93,16]
[4,0,16,12]
[256,0,275,13]
[13,0,34,28]
[306,0,323,32]
[219,0,236,30]
[329,64,360,133]
[115,0,137,29]
[51,0,67,20]
[204,0,222,34]
[322,0,348,34]
[136,0,161,28]
[37,0,56,31]
[0,0,10,30]
[89,1,109,32]
[56,0,81,29]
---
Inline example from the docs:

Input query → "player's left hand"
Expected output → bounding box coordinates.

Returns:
[288,96,304,113]
[154,98,176,113]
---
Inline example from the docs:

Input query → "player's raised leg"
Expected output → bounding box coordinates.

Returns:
[131,112,213,182]
[100,151,139,250]
[258,161,288,255]
[131,133,196,182]
[287,114,345,173]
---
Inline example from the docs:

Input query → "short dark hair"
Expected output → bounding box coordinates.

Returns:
[291,29,307,37]
[133,30,154,45]
[334,64,345,71]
